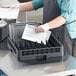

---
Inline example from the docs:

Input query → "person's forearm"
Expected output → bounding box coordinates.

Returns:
[36,16,66,32]
[20,1,35,12]
[48,16,66,29]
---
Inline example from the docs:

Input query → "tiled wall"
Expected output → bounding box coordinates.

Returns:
[18,8,43,23]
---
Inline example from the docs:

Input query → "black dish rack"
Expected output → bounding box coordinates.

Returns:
[0,20,9,41]
[0,19,9,50]
[8,23,64,64]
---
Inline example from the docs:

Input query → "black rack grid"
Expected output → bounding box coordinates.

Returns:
[8,23,64,64]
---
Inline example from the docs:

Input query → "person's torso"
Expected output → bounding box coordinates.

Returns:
[43,0,76,39]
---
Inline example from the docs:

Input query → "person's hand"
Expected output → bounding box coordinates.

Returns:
[36,23,50,32]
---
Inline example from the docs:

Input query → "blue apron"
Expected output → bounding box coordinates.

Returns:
[43,0,73,58]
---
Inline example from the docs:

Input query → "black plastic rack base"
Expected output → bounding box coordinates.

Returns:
[8,23,64,64]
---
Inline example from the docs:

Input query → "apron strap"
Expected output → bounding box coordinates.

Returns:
[43,0,60,24]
